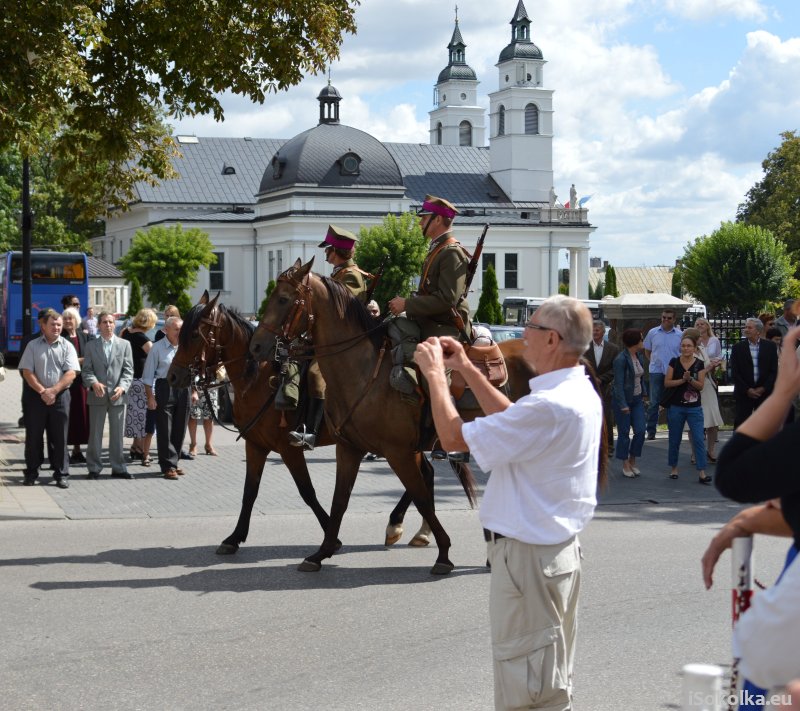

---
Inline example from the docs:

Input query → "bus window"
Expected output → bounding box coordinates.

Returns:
[11,253,88,283]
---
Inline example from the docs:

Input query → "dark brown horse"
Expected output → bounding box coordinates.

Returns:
[167,292,344,554]
[248,259,540,575]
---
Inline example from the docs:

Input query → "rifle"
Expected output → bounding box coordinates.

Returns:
[364,253,390,305]
[451,223,490,342]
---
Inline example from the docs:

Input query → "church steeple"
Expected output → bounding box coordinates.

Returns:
[429,9,484,146]
[317,77,342,125]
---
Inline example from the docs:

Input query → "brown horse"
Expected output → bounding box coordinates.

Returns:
[167,292,345,555]
[249,259,540,575]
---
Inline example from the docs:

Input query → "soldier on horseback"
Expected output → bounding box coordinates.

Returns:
[289,225,372,449]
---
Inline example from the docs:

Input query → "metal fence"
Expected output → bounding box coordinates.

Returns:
[677,313,749,386]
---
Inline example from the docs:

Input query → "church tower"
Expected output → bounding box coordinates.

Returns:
[488,0,553,202]
[429,13,485,147]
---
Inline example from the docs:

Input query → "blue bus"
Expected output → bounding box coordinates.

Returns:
[0,251,90,356]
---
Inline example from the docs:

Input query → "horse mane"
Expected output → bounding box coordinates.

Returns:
[181,302,255,350]
[320,276,385,349]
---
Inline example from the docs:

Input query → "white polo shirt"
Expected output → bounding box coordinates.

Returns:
[463,365,602,546]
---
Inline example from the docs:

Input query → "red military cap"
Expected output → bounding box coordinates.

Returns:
[417,194,459,219]
[318,224,358,250]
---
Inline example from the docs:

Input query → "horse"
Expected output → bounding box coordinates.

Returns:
[166,291,439,555]
[167,292,345,555]
[248,258,538,575]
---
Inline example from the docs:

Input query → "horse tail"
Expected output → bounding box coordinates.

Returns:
[449,459,477,509]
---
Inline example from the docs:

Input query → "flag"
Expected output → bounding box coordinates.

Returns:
[578,195,593,207]
[564,201,570,209]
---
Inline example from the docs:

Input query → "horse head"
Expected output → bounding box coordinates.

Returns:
[168,290,221,388]
[250,257,315,362]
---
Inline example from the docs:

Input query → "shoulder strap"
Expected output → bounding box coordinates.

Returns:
[420,237,458,290]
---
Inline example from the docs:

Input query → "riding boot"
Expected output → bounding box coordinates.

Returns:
[289,398,325,450]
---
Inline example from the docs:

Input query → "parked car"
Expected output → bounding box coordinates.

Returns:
[487,325,525,342]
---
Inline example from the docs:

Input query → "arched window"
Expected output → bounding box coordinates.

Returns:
[524,103,539,135]
[459,120,472,147]
[498,105,505,136]
[436,122,442,145]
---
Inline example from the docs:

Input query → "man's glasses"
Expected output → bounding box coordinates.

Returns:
[70,302,80,307]
[525,323,563,340]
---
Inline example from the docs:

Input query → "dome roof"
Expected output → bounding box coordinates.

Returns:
[259,122,403,194]
[498,40,543,63]
[437,63,478,83]
[317,83,342,100]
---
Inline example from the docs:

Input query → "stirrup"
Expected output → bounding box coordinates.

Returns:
[289,426,316,450]
[447,451,470,463]
[431,449,447,461]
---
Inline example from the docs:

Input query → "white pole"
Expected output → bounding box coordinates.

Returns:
[682,664,724,710]
[731,536,754,625]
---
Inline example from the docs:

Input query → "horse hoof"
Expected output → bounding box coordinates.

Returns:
[298,559,322,572]
[430,561,454,575]
[385,525,403,546]
[408,534,431,547]
[334,539,343,552]
[216,543,239,555]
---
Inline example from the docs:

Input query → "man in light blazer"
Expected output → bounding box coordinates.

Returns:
[82,311,134,479]
[583,320,620,449]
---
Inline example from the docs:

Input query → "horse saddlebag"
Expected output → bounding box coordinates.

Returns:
[450,343,508,402]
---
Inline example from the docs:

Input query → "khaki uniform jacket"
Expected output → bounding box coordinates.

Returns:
[405,232,470,340]
[332,259,369,303]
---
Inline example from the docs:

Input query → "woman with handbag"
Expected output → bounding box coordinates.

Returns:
[612,329,648,478]
[664,333,711,483]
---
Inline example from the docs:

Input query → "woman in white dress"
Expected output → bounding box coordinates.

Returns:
[695,318,725,461]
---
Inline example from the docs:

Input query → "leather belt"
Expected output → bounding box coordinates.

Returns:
[483,528,506,543]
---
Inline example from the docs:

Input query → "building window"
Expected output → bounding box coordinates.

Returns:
[338,151,361,176]
[525,104,539,135]
[482,252,496,279]
[93,289,103,307]
[268,250,274,281]
[505,253,518,289]
[277,250,283,275]
[435,122,442,145]
[209,252,225,291]
[459,120,472,147]
[498,106,505,136]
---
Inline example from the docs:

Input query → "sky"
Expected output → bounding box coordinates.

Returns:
[170,0,800,268]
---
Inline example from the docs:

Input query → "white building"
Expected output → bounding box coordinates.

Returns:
[98,0,595,315]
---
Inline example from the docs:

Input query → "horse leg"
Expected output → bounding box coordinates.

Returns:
[385,450,453,575]
[408,454,434,547]
[217,441,267,554]
[298,444,363,572]
[386,491,411,546]
[279,445,342,551]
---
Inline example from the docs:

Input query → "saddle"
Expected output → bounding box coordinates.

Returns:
[449,342,508,405]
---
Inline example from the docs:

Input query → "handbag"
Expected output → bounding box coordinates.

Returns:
[659,386,680,408]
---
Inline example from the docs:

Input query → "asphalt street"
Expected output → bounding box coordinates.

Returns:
[0,366,790,710]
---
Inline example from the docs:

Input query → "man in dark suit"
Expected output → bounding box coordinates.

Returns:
[583,320,620,449]
[82,311,134,479]
[730,317,779,428]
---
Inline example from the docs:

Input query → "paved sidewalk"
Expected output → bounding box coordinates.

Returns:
[1,364,730,521]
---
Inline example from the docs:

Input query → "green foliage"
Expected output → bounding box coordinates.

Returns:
[681,221,792,313]
[257,280,277,320]
[737,131,800,274]
[126,278,143,317]
[475,264,503,324]
[355,213,427,310]
[175,292,194,316]
[671,264,683,299]
[0,144,101,251]
[0,1,359,216]
[558,283,569,295]
[117,224,216,310]
[604,264,619,297]
[589,280,604,300]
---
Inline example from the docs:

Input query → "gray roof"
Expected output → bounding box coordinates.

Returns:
[88,256,123,278]
[437,64,478,83]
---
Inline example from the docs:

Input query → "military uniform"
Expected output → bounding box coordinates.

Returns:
[331,259,370,303]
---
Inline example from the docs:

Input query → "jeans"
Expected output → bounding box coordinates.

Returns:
[667,405,706,469]
[613,395,645,461]
[646,373,665,435]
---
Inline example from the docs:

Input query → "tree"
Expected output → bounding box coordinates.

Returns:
[257,280,277,320]
[175,292,194,316]
[681,221,792,313]
[475,264,503,324]
[117,224,216,310]
[0,143,101,251]
[604,264,619,297]
[355,213,427,311]
[0,1,359,215]
[589,279,604,299]
[737,131,800,273]
[126,278,143,317]
[671,264,683,299]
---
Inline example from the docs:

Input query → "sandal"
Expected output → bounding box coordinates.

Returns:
[707,454,717,463]
[130,445,143,458]
[142,455,152,467]
[698,475,713,485]
[669,472,679,480]
[204,445,218,456]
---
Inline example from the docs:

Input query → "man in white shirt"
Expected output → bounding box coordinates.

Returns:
[415,295,602,710]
